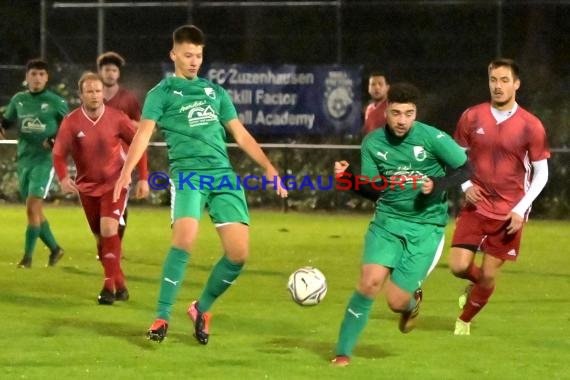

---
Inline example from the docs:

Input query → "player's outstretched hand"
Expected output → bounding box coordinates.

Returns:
[274,176,288,198]
[422,177,434,194]
[60,176,78,194]
[464,185,483,204]
[275,176,288,198]
[265,167,288,198]
[334,160,350,175]
[135,179,149,199]
[505,211,524,235]
[113,173,132,202]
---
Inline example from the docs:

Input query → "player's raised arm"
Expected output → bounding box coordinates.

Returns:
[113,119,155,202]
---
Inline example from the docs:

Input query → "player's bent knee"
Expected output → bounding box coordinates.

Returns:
[225,250,248,264]
[172,218,199,251]
[357,279,382,298]
[171,237,195,252]
[449,249,473,275]
[385,289,411,312]
[449,262,468,277]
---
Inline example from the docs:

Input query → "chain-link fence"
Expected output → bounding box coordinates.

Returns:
[1,139,568,218]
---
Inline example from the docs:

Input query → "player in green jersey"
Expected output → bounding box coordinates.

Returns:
[1,59,68,268]
[331,83,470,367]
[113,25,288,344]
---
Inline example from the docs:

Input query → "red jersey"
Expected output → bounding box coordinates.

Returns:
[53,106,148,196]
[454,103,550,220]
[104,87,141,121]
[362,100,387,135]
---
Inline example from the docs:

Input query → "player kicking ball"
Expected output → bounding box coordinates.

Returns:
[114,25,287,344]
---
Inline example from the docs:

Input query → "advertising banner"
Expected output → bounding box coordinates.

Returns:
[164,63,363,136]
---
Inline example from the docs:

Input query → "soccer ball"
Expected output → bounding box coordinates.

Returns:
[287,266,328,306]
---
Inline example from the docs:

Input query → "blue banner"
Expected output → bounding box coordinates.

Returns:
[164,64,362,136]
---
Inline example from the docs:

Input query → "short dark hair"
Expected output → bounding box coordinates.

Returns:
[97,51,125,69]
[488,58,519,80]
[369,71,387,81]
[26,58,48,72]
[173,25,205,46]
[387,82,420,104]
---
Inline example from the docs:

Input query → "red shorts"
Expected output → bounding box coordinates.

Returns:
[79,188,128,235]
[451,207,523,261]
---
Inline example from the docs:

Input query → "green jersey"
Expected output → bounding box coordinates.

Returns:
[142,76,238,173]
[361,121,467,226]
[4,89,68,167]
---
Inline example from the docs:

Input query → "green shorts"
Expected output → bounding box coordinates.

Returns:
[362,216,445,293]
[18,162,55,199]
[170,169,250,224]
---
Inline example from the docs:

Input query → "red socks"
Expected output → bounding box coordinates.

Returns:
[460,284,495,323]
[99,235,124,291]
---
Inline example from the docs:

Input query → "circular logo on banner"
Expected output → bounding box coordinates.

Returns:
[323,70,355,132]
[326,87,353,119]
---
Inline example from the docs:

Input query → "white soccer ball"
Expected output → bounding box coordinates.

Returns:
[287,266,328,306]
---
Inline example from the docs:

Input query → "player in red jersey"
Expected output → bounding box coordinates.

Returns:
[449,58,550,335]
[97,51,142,240]
[53,72,149,305]
[97,51,141,125]
[361,71,389,136]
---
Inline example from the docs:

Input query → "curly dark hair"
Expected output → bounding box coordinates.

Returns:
[387,82,420,104]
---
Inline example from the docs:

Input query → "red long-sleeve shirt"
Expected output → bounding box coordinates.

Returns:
[454,103,550,219]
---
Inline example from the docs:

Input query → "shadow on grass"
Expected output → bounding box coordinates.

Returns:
[264,337,393,362]
[0,290,82,308]
[370,312,452,332]
[46,316,164,350]
[61,265,203,287]
[64,257,286,280]
[409,314,456,332]
[62,265,158,285]
[243,268,285,277]
[61,266,100,278]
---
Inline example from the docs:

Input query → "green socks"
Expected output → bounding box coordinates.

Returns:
[156,247,190,321]
[24,225,41,258]
[24,221,59,259]
[39,220,59,252]
[335,291,374,357]
[198,255,244,312]
[155,251,243,320]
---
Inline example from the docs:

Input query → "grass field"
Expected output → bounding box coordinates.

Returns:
[1,205,569,379]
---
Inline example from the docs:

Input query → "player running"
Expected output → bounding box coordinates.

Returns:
[332,83,470,367]
[449,58,550,336]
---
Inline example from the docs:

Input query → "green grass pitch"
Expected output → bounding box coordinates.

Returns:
[1,205,568,379]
